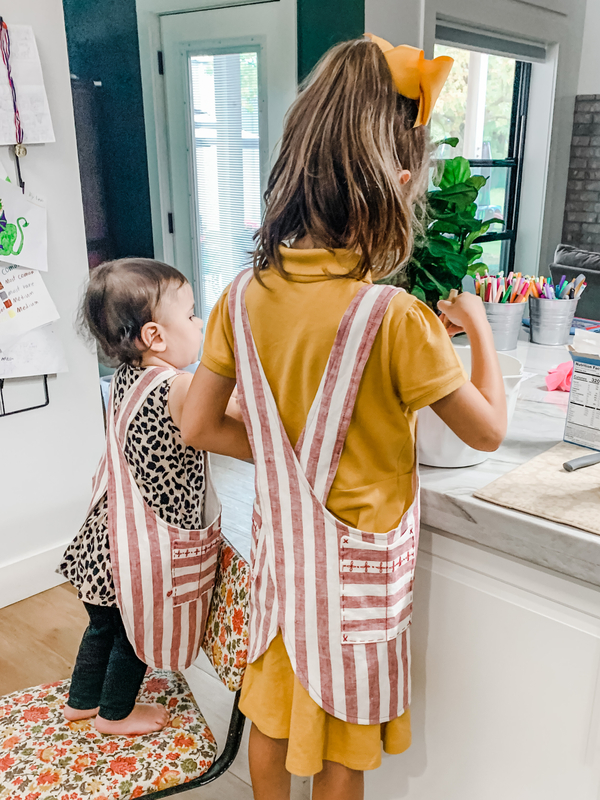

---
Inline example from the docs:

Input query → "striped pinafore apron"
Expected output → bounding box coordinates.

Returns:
[87,367,221,670]
[230,270,420,725]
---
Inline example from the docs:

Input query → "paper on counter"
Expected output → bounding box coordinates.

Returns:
[0,25,54,145]
[475,441,600,536]
[0,265,58,347]
[0,178,47,271]
[0,322,67,379]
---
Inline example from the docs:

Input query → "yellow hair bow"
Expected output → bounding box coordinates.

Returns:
[365,34,453,127]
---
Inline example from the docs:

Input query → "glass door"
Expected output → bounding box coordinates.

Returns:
[160,2,296,319]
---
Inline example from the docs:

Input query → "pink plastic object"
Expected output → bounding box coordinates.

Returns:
[545,361,574,392]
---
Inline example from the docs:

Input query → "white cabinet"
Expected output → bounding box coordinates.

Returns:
[366,528,600,799]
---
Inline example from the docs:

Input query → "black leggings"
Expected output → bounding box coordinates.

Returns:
[68,603,147,720]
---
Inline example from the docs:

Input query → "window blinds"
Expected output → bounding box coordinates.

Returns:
[435,22,547,62]
[190,51,261,319]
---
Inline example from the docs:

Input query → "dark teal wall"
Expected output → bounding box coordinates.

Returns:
[297,0,365,82]
[62,0,154,260]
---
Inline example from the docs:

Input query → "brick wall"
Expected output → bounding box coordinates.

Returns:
[562,94,600,251]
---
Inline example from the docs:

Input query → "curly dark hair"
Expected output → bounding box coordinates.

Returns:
[79,258,188,366]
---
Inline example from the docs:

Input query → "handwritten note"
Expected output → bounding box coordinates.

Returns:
[0,25,54,145]
[0,322,67,379]
[0,264,59,347]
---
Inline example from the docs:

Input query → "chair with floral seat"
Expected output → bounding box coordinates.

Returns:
[0,539,250,800]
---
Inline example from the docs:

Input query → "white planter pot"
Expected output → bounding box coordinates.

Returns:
[418,346,524,468]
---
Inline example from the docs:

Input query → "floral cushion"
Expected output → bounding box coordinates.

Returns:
[202,540,250,691]
[0,671,217,800]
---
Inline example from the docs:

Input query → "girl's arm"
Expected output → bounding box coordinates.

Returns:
[180,364,252,460]
[430,294,507,452]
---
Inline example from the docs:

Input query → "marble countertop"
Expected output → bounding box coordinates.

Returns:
[421,329,600,588]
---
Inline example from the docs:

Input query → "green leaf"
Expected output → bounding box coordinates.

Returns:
[431,182,479,210]
[430,220,461,235]
[454,214,487,233]
[462,228,487,253]
[467,262,488,276]
[465,242,484,257]
[427,237,458,257]
[435,136,459,149]
[438,156,471,189]
[443,253,470,278]
[466,174,487,191]
[421,267,450,295]
[411,285,427,302]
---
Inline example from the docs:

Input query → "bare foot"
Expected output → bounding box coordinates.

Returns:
[94,703,169,735]
[64,705,99,721]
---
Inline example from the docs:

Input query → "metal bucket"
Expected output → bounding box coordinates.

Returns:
[528,297,578,346]
[483,301,525,351]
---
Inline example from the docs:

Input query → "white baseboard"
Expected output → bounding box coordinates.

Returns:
[0,544,69,609]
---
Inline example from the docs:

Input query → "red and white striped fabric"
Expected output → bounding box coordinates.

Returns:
[88,367,221,670]
[230,269,420,726]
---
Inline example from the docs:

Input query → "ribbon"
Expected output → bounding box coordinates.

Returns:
[365,33,453,127]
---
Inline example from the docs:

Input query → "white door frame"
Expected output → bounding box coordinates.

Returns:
[135,0,297,266]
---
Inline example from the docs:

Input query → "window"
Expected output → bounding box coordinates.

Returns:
[431,44,530,274]
[190,50,261,319]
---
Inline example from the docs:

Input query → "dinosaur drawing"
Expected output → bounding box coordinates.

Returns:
[0,202,28,257]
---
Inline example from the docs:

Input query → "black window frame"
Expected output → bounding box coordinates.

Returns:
[434,51,531,274]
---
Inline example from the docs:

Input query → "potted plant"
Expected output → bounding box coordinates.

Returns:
[384,138,502,307]
[389,139,516,468]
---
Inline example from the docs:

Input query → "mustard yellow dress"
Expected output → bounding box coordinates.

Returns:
[202,247,467,776]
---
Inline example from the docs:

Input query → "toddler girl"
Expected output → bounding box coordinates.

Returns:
[59,258,212,735]
[180,36,506,800]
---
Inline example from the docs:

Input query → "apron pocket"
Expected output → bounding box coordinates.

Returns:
[170,529,220,606]
[339,523,416,645]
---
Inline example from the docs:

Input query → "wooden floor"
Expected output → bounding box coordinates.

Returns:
[0,455,310,800]
[0,581,88,694]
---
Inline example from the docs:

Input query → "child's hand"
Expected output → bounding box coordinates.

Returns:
[438,292,487,337]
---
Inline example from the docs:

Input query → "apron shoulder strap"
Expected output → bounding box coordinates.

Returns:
[112,366,177,445]
[87,367,177,514]
[229,268,402,505]
[297,284,402,503]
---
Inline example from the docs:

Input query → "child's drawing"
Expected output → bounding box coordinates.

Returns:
[0,201,28,256]
[0,178,47,271]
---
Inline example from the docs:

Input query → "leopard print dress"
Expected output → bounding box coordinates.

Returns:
[58,364,205,607]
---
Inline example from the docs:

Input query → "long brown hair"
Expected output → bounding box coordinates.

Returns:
[253,38,431,282]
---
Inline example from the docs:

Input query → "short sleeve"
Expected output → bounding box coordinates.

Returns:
[201,286,236,379]
[392,298,468,411]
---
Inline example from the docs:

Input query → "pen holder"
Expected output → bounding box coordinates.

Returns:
[483,301,525,351]
[528,297,578,346]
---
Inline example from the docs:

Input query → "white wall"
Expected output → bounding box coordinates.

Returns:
[579,0,600,95]
[366,0,587,274]
[0,0,105,607]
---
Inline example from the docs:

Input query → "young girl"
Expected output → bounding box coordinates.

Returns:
[59,258,210,736]
[180,36,506,800]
